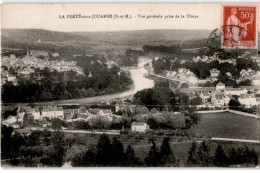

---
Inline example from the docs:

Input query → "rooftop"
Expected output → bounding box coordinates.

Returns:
[216,82,225,86]
[180,87,216,92]
[102,109,112,114]
[132,122,147,126]
[43,106,63,112]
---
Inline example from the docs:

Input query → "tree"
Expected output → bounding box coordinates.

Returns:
[144,141,161,166]
[124,145,139,166]
[150,108,159,114]
[66,145,87,167]
[86,87,96,97]
[133,89,153,109]
[228,98,241,110]
[2,125,25,159]
[187,141,199,166]
[88,116,111,130]
[27,131,41,146]
[51,118,63,130]
[190,96,202,105]
[172,92,190,111]
[22,113,34,127]
[218,72,229,84]
[213,144,228,167]
[180,83,189,88]
[133,88,168,110]
[111,137,125,166]
[74,121,90,130]
[147,117,161,129]
[63,89,72,99]
[11,133,26,158]
[3,107,18,119]
[160,137,176,166]
[238,79,251,86]
[96,134,113,166]
[80,88,88,97]
[46,131,65,166]
[72,88,82,98]
[1,125,14,159]
[236,58,259,72]
[196,141,212,166]
[82,148,96,166]
[228,146,258,166]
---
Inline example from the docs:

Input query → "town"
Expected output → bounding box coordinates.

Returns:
[1,28,260,168]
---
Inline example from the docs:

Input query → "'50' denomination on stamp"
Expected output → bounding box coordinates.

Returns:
[221,5,258,49]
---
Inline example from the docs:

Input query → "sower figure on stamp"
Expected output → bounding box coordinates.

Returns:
[226,7,253,43]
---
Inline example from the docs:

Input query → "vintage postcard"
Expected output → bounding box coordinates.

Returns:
[1,3,260,168]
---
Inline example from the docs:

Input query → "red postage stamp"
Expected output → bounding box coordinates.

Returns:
[221,5,258,49]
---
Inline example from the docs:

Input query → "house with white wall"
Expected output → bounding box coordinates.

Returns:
[41,106,64,119]
[238,94,258,107]
[131,122,150,133]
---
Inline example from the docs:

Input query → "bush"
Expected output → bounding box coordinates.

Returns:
[73,121,90,130]
[147,112,186,130]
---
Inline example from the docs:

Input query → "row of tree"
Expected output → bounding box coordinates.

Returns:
[2,125,258,167]
[187,141,258,167]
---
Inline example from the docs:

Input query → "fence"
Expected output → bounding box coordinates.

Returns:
[197,110,227,114]
[227,109,259,119]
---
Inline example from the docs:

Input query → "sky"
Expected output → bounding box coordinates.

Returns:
[1,4,224,32]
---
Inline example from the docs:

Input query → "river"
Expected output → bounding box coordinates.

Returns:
[36,57,155,105]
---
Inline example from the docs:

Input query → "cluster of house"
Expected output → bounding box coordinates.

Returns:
[150,63,260,88]
[238,69,260,86]
[1,51,84,85]
[105,60,118,69]
[2,105,124,129]
[153,68,223,87]
[163,68,198,86]
[180,82,260,107]
[192,54,236,65]
[149,51,260,87]
[2,104,152,133]
[1,72,18,85]
[240,51,260,67]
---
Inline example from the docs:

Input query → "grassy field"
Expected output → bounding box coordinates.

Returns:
[187,112,260,140]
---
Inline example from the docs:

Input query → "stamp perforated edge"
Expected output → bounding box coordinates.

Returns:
[220,4,258,49]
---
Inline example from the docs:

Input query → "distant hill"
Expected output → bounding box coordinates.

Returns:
[2,29,90,43]
[2,29,259,50]
[70,29,212,42]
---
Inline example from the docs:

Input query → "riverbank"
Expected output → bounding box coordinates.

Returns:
[4,57,155,106]
[35,83,136,105]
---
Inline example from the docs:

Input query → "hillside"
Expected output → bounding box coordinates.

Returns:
[2,29,259,50]
[2,29,90,43]
[71,29,212,42]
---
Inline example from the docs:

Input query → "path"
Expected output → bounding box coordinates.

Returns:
[210,137,260,144]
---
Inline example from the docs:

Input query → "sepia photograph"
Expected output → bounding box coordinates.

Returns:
[1,3,260,168]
